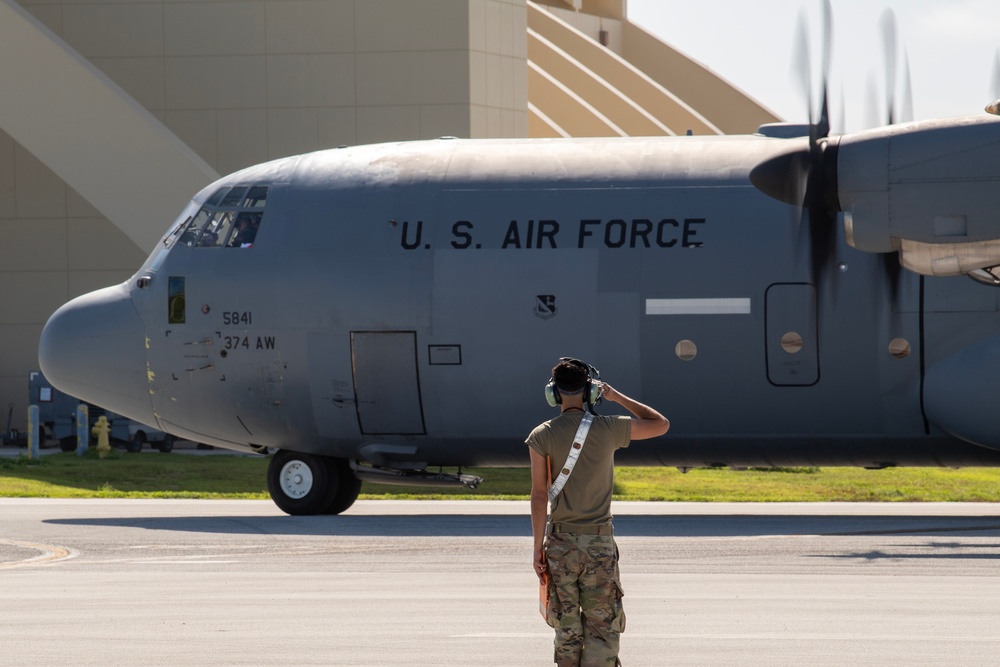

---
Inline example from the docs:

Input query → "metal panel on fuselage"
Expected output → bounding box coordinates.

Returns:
[293,137,886,453]
[132,136,966,464]
[350,331,426,436]
[132,175,313,450]
[765,283,819,386]
[140,244,299,448]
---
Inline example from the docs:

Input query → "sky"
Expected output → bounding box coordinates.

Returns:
[626,0,1000,132]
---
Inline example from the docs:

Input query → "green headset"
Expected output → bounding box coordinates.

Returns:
[545,357,602,408]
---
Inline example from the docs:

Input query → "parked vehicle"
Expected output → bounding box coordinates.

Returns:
[30,371,167,452]
[127,422,177,453]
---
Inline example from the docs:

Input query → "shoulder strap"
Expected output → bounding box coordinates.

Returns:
[548,412,594,503]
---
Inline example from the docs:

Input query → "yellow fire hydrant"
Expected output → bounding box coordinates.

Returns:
[92,415,112,459]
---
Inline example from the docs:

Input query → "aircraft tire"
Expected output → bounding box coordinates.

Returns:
[267,450,331,515]
[321,457,362,515]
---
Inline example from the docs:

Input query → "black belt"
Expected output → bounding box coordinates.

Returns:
[548,523,613,536]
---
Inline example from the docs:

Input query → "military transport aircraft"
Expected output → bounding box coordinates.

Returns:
[36,10,1000,514]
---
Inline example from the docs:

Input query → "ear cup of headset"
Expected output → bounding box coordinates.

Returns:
[587,381,600,405]
[544,381,560,407]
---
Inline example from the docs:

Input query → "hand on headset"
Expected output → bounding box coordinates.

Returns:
[598,381,619,403]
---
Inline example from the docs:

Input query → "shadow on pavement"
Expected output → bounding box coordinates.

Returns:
[46,513,1000,538]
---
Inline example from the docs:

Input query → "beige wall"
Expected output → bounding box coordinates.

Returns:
[527,3,720,137]
[539,4,625,52]
[0,131,147,427]
[0,0,774,431]
[529,0,779,136]
[621,19,779,134]
[470,0,529,137]
[16,0,528,175]
[0,0,528,431]
[533,0,625,20]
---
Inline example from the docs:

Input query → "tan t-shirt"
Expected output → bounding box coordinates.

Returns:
[525,411,631,526]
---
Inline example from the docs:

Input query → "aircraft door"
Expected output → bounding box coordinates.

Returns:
[765,283,819,386]
[351,331,426,435]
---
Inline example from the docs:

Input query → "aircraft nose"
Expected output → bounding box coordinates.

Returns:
[38,283,153,424]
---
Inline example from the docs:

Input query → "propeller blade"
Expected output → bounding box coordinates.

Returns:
[863,73,881,129]
[900,47,914,123]
[806,0,835,289]
[879,8,898,125]
[991,50,1000,100]
[793,0,832,129]
[873,9,911,315]
[880,250,902,308]
[987,50,1000,115]
[793,12,813,123]
[754,0,839,292]
[816,0,832,138]
[833,86,845,136]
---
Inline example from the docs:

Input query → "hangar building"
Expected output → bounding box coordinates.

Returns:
[0,0,778,430]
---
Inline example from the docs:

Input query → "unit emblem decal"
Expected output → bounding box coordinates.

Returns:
[535,295,558,320]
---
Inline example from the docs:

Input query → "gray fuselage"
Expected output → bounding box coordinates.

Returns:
[39,132,1000,469]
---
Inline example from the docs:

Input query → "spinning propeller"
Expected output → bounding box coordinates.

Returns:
[750,0,838,290]
[750,3,914,300]
[874,8,910,309]
[878,9,913,126]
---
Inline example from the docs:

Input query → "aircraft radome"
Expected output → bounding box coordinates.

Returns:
[37,97,1000,514]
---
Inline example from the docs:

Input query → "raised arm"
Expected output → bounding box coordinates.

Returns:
[600,382,669,440]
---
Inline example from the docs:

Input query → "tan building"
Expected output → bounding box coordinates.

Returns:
[0,0,777,431]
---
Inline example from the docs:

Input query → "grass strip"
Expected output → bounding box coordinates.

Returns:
[3,450,1000,501]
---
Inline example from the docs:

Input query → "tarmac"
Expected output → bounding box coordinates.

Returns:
[2,498,999,666]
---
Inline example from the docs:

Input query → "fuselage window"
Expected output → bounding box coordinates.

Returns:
[175,185,268,249]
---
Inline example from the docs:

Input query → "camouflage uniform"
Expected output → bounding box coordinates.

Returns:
[528,411,632,666]
[545,530,626,666]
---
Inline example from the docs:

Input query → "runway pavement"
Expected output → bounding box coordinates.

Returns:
[2,499,999,666]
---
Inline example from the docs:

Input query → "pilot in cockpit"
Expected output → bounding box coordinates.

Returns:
[198,230,218,247]
[230,213,260,248]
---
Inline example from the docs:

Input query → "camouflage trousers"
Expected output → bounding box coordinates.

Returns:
[544,531,626,666]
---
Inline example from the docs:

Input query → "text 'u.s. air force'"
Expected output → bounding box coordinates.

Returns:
[399,218,705,250]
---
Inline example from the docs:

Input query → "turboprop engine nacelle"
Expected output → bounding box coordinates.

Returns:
[838,116,1000,276]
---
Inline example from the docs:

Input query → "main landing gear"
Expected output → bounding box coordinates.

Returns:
[266,451,362,515]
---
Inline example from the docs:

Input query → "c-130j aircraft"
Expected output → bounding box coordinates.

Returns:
[37,37,1000,514]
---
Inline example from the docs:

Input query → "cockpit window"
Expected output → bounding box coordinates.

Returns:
[205,187,228,207]
[228,211,260,247]
[201,211,236,247]
[243,186,268,208]
[176,207,212,247]
[174,185,268,249]
[220,186,247,208]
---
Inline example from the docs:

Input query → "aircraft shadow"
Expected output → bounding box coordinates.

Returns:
[45,513,1000,538]
[812,548,1000,561]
